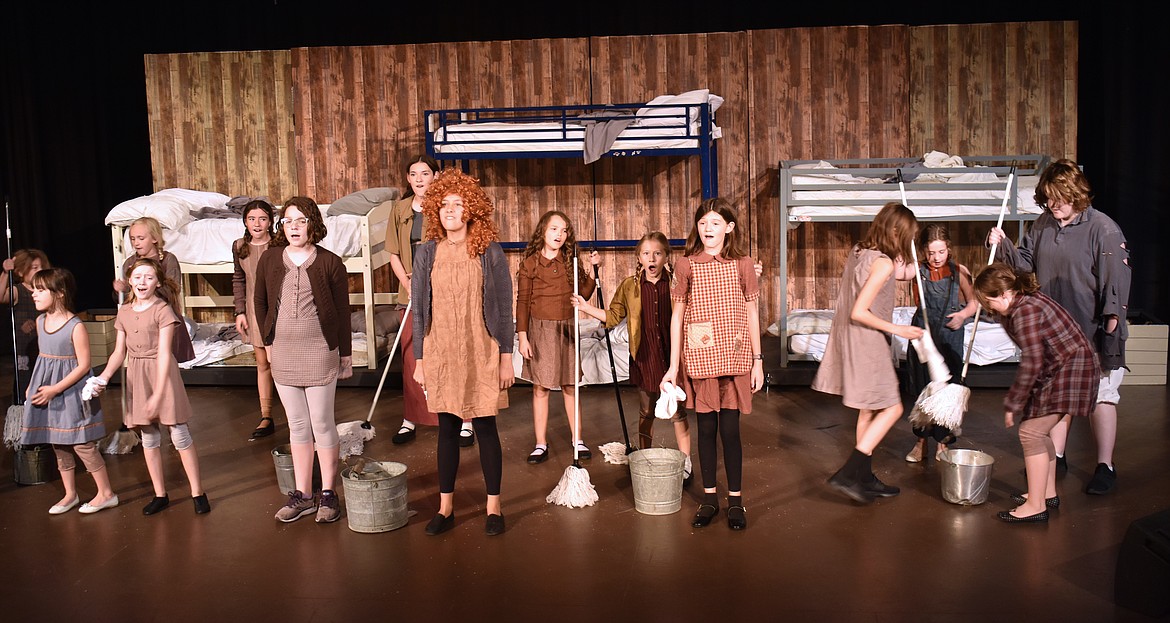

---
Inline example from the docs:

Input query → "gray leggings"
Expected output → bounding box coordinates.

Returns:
[275,381,339,448]
[139,422,194,450]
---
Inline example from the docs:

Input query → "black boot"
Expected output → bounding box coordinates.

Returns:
[828,450,874,504]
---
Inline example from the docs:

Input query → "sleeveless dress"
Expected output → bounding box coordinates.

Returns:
[20,315,105,445]
[422,240,508,418]
[812,246,899,410]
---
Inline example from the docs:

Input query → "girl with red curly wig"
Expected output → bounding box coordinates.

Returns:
[412,169,515,536]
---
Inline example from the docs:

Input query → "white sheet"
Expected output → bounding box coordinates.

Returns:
[433,120,720,154]
[782,307,1020,366]
[138,214,383,265]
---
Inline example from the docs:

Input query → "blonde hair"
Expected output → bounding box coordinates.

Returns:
[130,217,167,254]
[636,231,673,281]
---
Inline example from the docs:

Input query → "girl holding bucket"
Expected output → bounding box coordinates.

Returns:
[661,198,763,531]
[411,169,514,536]
[813,202,923,505]
[573,232,693,484]
[21,267,119,514]
[974,263,1099,523]
[515,210,595,464]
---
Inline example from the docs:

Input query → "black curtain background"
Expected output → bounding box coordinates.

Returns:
[2,3,1164,325]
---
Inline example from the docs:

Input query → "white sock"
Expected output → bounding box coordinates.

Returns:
[460,421,473,434]
[400,420,416,432]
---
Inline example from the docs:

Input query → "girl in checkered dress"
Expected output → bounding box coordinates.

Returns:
[813,203,924,505]
[975,263,1099,523]
[661,198,763,531]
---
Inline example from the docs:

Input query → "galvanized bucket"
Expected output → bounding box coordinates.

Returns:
[628,448,686,515]
[271,444,321,495]
[14,443,58,486]
[341,460,409,533]
[939,449,995,505]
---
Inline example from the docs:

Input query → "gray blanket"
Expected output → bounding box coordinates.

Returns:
[578,109,637,164]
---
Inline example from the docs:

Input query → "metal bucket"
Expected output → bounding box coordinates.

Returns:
[341,461,409,533]
[628,448,686,515]
[939,449,995,505]
[14,443,59,486]
[271,444,321,495]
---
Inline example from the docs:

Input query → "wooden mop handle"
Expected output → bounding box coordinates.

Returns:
[366,297,412,423]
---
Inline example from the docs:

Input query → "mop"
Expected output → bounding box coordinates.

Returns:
[547,253,598,507]
[921,166,1017,428]
[907,238,951,429]
[591,263,637,465]
[100,290,140,455]
[3,201,24,448]
[337,298,413,460]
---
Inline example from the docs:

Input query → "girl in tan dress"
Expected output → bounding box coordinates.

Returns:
[411,170,515,536]
[232,199,286,440]
[661,198,763,531]
[95,257,210,515]
[812,202,922,505]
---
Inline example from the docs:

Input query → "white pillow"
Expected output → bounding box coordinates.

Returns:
[105,188,230,230]
[636,89,721,127]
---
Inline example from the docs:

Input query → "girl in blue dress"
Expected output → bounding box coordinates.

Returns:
[21,267,119,515]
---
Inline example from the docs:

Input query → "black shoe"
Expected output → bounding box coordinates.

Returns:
[727,505,747,530]
[485,513,505,536]
[425,512,455,535]
[1055,455,1068,477]
[193,494,211,514]
[1010,493,1060,509]
[458,428,475,447]
[574,442,592,461]
[692,504,719,528]
[828,470,874,505]
[392,425,416,445]
[863,475,901,498]
[249,417,275,441]
[527,446,549,464]
[142,495,170,516]
[1085,463,1117,495]
[997,509,1049,523]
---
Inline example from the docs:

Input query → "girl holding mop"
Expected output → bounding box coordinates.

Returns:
[661,198,762,530]
[974,263,1099,522]
[21,267,118,514]
[813,202,923,505]
[232,199,286,440]
[411,169,514,536]
[2,248,50,402]
[516,210,595,464]
[93,257,210,515]
[904,224,977,462]
[255,197,352,524]
[573,232,693,484]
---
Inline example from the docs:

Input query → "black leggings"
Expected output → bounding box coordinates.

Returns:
[696,409,742,491]
[437,412,502,496]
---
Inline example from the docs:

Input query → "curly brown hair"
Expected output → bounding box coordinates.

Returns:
[1035,158,1092,213]
[521,210,591,289]
[420,169,499,257]
[274,197,328,246]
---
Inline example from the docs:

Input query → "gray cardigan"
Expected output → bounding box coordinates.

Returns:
[411,240,514,360]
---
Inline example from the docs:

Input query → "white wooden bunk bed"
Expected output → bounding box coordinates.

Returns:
[776,153,1051,368]
[105,189,395,369]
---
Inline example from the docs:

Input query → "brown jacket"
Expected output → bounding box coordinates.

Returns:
[515,251,596,333]
[253,246,352,356]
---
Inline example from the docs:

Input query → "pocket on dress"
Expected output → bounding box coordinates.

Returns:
[686,321,715,350]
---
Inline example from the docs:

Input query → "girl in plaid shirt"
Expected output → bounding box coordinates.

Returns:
[975,263,1099,523]
[662,198,762,531]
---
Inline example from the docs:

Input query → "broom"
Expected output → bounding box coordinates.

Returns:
[100,291,140,454]
[920,166,1017,428]
[547,253,598,508]
[338,298,413,460]
[590,261,636,465]
[3,200,25,448]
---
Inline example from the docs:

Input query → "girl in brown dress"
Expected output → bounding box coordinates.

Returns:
[812,202,922,505]
[95,257,210,515]
[232,200,285,440]
[411,170,514,536]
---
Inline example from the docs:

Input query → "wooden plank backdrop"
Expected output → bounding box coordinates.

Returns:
[144,21,1077,330]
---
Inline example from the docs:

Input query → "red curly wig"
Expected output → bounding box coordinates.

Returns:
[420,169,499,257]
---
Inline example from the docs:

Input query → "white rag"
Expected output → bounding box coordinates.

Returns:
[655,382,686,420]
[81,377,107,401]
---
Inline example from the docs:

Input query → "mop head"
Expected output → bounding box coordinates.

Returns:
[920,383,970,429]
[100,426,140,455]
[655,382,686,420]
[337,421,375,461]
[599,441,630,465]
[908,384,934,429]
[4,405,23,449]
[546,465,599,508]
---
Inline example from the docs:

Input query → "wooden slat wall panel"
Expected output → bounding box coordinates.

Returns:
[145,51,296,199]
[749,26,911,322]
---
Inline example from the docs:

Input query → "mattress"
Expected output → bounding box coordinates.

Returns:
[786,172,1041,220]
[433,121,720,154]
[145,214,384,265]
